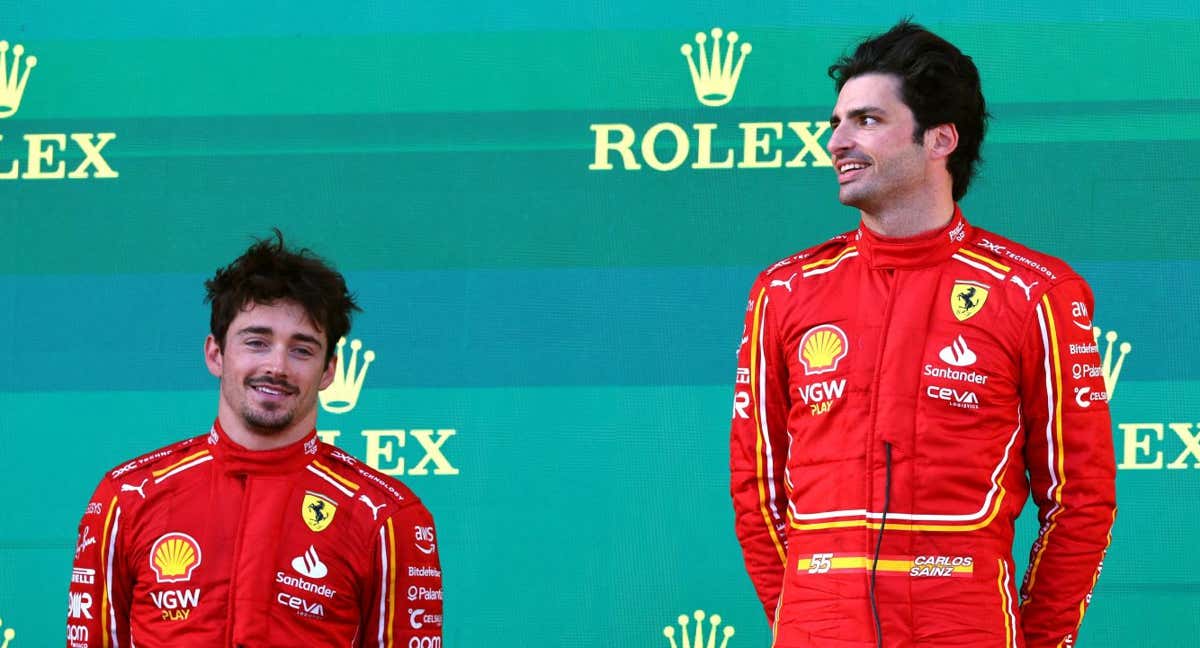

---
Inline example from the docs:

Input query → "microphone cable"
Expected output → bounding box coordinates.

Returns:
[869,441,892,648]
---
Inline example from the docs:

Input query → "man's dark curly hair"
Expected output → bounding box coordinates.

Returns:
[828,19,989,201]
[204,230,360,363]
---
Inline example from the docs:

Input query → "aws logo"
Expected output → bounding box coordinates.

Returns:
[317,337,460,478]
[0,39,118,180]
[589,28,832,172]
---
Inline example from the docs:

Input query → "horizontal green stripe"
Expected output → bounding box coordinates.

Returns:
[7,21,1197,119]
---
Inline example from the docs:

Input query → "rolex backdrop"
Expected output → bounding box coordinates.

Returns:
[0,2,1197,646]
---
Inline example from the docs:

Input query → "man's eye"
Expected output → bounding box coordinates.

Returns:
[861,116,878,126]
[292,347,315,358]
[246,339,268,349]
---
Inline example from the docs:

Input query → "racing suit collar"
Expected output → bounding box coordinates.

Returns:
[855,205,968,269]
[208,418,320,474]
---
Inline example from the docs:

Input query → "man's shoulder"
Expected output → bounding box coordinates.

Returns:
[759,230,858,282]
[105,433,211,483]
[315,442,431,520]
[965,226,1082,287]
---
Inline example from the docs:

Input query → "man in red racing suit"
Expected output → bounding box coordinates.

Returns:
[730,21,1116,648]
[68,422,442,647]
[67,232,442,647]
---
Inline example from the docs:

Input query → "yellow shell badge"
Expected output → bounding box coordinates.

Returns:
[149,532,202,583]
[302,491,337,532]
[798,324,849,375]
[951,281,989,321]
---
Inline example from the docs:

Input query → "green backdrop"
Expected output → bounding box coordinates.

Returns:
[1,2,1197,645]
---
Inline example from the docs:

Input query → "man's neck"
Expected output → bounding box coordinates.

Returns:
[216,409,315,451]
[858,192,955,238]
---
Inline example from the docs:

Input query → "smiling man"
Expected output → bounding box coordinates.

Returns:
[67,233,442,647]
[730,21,1116,648]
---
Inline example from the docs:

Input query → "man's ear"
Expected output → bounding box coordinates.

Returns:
[319,351,338,391]
[925,123,959,161]
[204,335,224,378]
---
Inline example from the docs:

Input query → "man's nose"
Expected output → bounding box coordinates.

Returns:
[827,122,851,157]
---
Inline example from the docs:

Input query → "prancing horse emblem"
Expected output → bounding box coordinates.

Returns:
[951,281,990,321]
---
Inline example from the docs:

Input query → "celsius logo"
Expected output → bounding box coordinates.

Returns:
[0,39,119,180]
[663,609,735,648]
[588,28,833,172]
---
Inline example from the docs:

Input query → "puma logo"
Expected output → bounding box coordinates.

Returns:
[121,478,148,499]
[770,273,797,293]
[1010,275,1038,301]
[359,494,387,521]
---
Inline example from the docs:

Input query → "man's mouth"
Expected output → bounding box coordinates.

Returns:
[248,380,297,398]
[836,159,871,182]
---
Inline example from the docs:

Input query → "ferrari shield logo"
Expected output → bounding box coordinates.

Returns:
[951,281,989,321]
[301,491,337,532]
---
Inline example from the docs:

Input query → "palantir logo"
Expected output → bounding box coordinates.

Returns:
[0,41,36,118]
[680,28,751,107]
[662,610,734,648]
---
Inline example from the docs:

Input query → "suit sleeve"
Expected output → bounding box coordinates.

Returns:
[67,476,132,648]
[729,273,792,626]
[1017,278,1117,648]
[362,504,443,648]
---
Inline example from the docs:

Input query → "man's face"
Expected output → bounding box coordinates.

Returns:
[205,300,335,436]
[827,73,929,212]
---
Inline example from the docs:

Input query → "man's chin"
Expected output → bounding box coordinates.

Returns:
[241,409,295,434]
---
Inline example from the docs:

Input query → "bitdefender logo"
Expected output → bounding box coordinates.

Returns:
[588,28,832,172]
[317,337,460,477]
[0,39,118,180]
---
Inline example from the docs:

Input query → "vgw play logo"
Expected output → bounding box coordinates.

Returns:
[589,27,831,172]
[0,39,118,180]
[316,338,459,477]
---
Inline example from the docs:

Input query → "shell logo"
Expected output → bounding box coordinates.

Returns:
[149,532,202,583]
[799,324,849,375]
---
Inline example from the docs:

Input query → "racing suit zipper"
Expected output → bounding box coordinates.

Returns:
[225,472,251,646]
[865,266,898,647]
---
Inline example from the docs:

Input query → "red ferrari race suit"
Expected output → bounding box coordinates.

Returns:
[67,420,443,648]
[730,207,1116,647]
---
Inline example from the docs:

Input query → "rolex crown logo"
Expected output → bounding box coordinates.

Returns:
[1093,327,1132,399]
[680,28,751,107]
[0,40,37,119]
[0,614,14,648]
[663,610,734,648]
[320,337,376,414]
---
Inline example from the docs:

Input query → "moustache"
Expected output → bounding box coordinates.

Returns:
[246,376,298,394]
